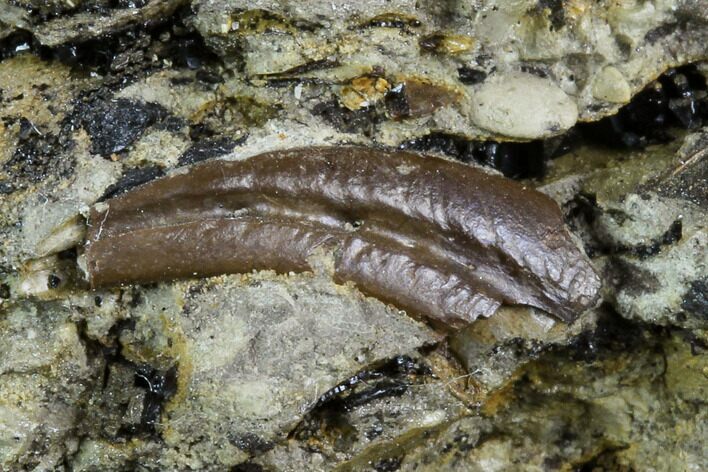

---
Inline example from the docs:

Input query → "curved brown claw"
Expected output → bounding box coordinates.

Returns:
[85,146,601,327]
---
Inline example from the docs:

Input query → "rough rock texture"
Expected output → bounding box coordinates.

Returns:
[0,301,98,470]
[449,306,599,392]
[191,0,708,142]
[1,0,188,46]
[397,321,708,471]
[545,128,707,328]
[0,0,707,470]
[158,275,437,469]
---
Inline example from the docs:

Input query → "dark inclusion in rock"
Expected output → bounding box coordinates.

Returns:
[231,464,265,472]
[457,67,488,85]
[425,65,707,177]
[31,5,221,80]
[4,130,59,182]
[100,165,166,201]
[681,280,708,318]
[47,40,118,74]
[362,13,422,30]
[0,31,35,61]
[581,65,707,148]
[560,306,654,363]
[663,67,708,129]
[229,433,274,456]
[313,99,382,136]
[3,116,75,184]
[177,136,245,166]
[614,220,683,260]
[114,0,150,8]
[537,0,566,31]
[312,355,430,412]
[400,133,549,179]
[134,364,178,431]
[76,98,168,157]
[0,181,15,194]
[292,356,431,443]
[160,35,222,71]
[373,457,404,472]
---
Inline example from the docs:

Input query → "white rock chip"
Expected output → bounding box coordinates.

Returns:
[470,72,579,139]
[592,66,632,103]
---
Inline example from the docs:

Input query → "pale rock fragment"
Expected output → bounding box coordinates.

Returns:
[470,72,579,139]
[592,66,632,103]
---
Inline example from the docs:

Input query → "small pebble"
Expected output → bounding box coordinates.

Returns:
[470,72,578,139]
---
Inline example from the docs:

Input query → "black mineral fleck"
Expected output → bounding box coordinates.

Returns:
[312,355,431,412]
[681,280,708,318]
[231,464,264,472]
[0,181,15,194]
[4,129,73,183]
[644,22,680,43]
[196,69,225,84]
[581,65,707,148]
[373,457,403,471]
[100,165,165,200]
[177,136,244,166]
[611,219,683,259]
[474,141,546,178]
[561,306,651,363]
[161,36,220,70]
[538,0,566,31]
[400,133,547,179]
[457,67,488,85]
[114,0,150,10]
[47,274,61,289]
[288,356,431,443]
[313,99,381,136]
[0,31,35,61]
[18,117,42,140]
[77,98,168,157]
[229,433,274,455]
[135,364,178,430]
